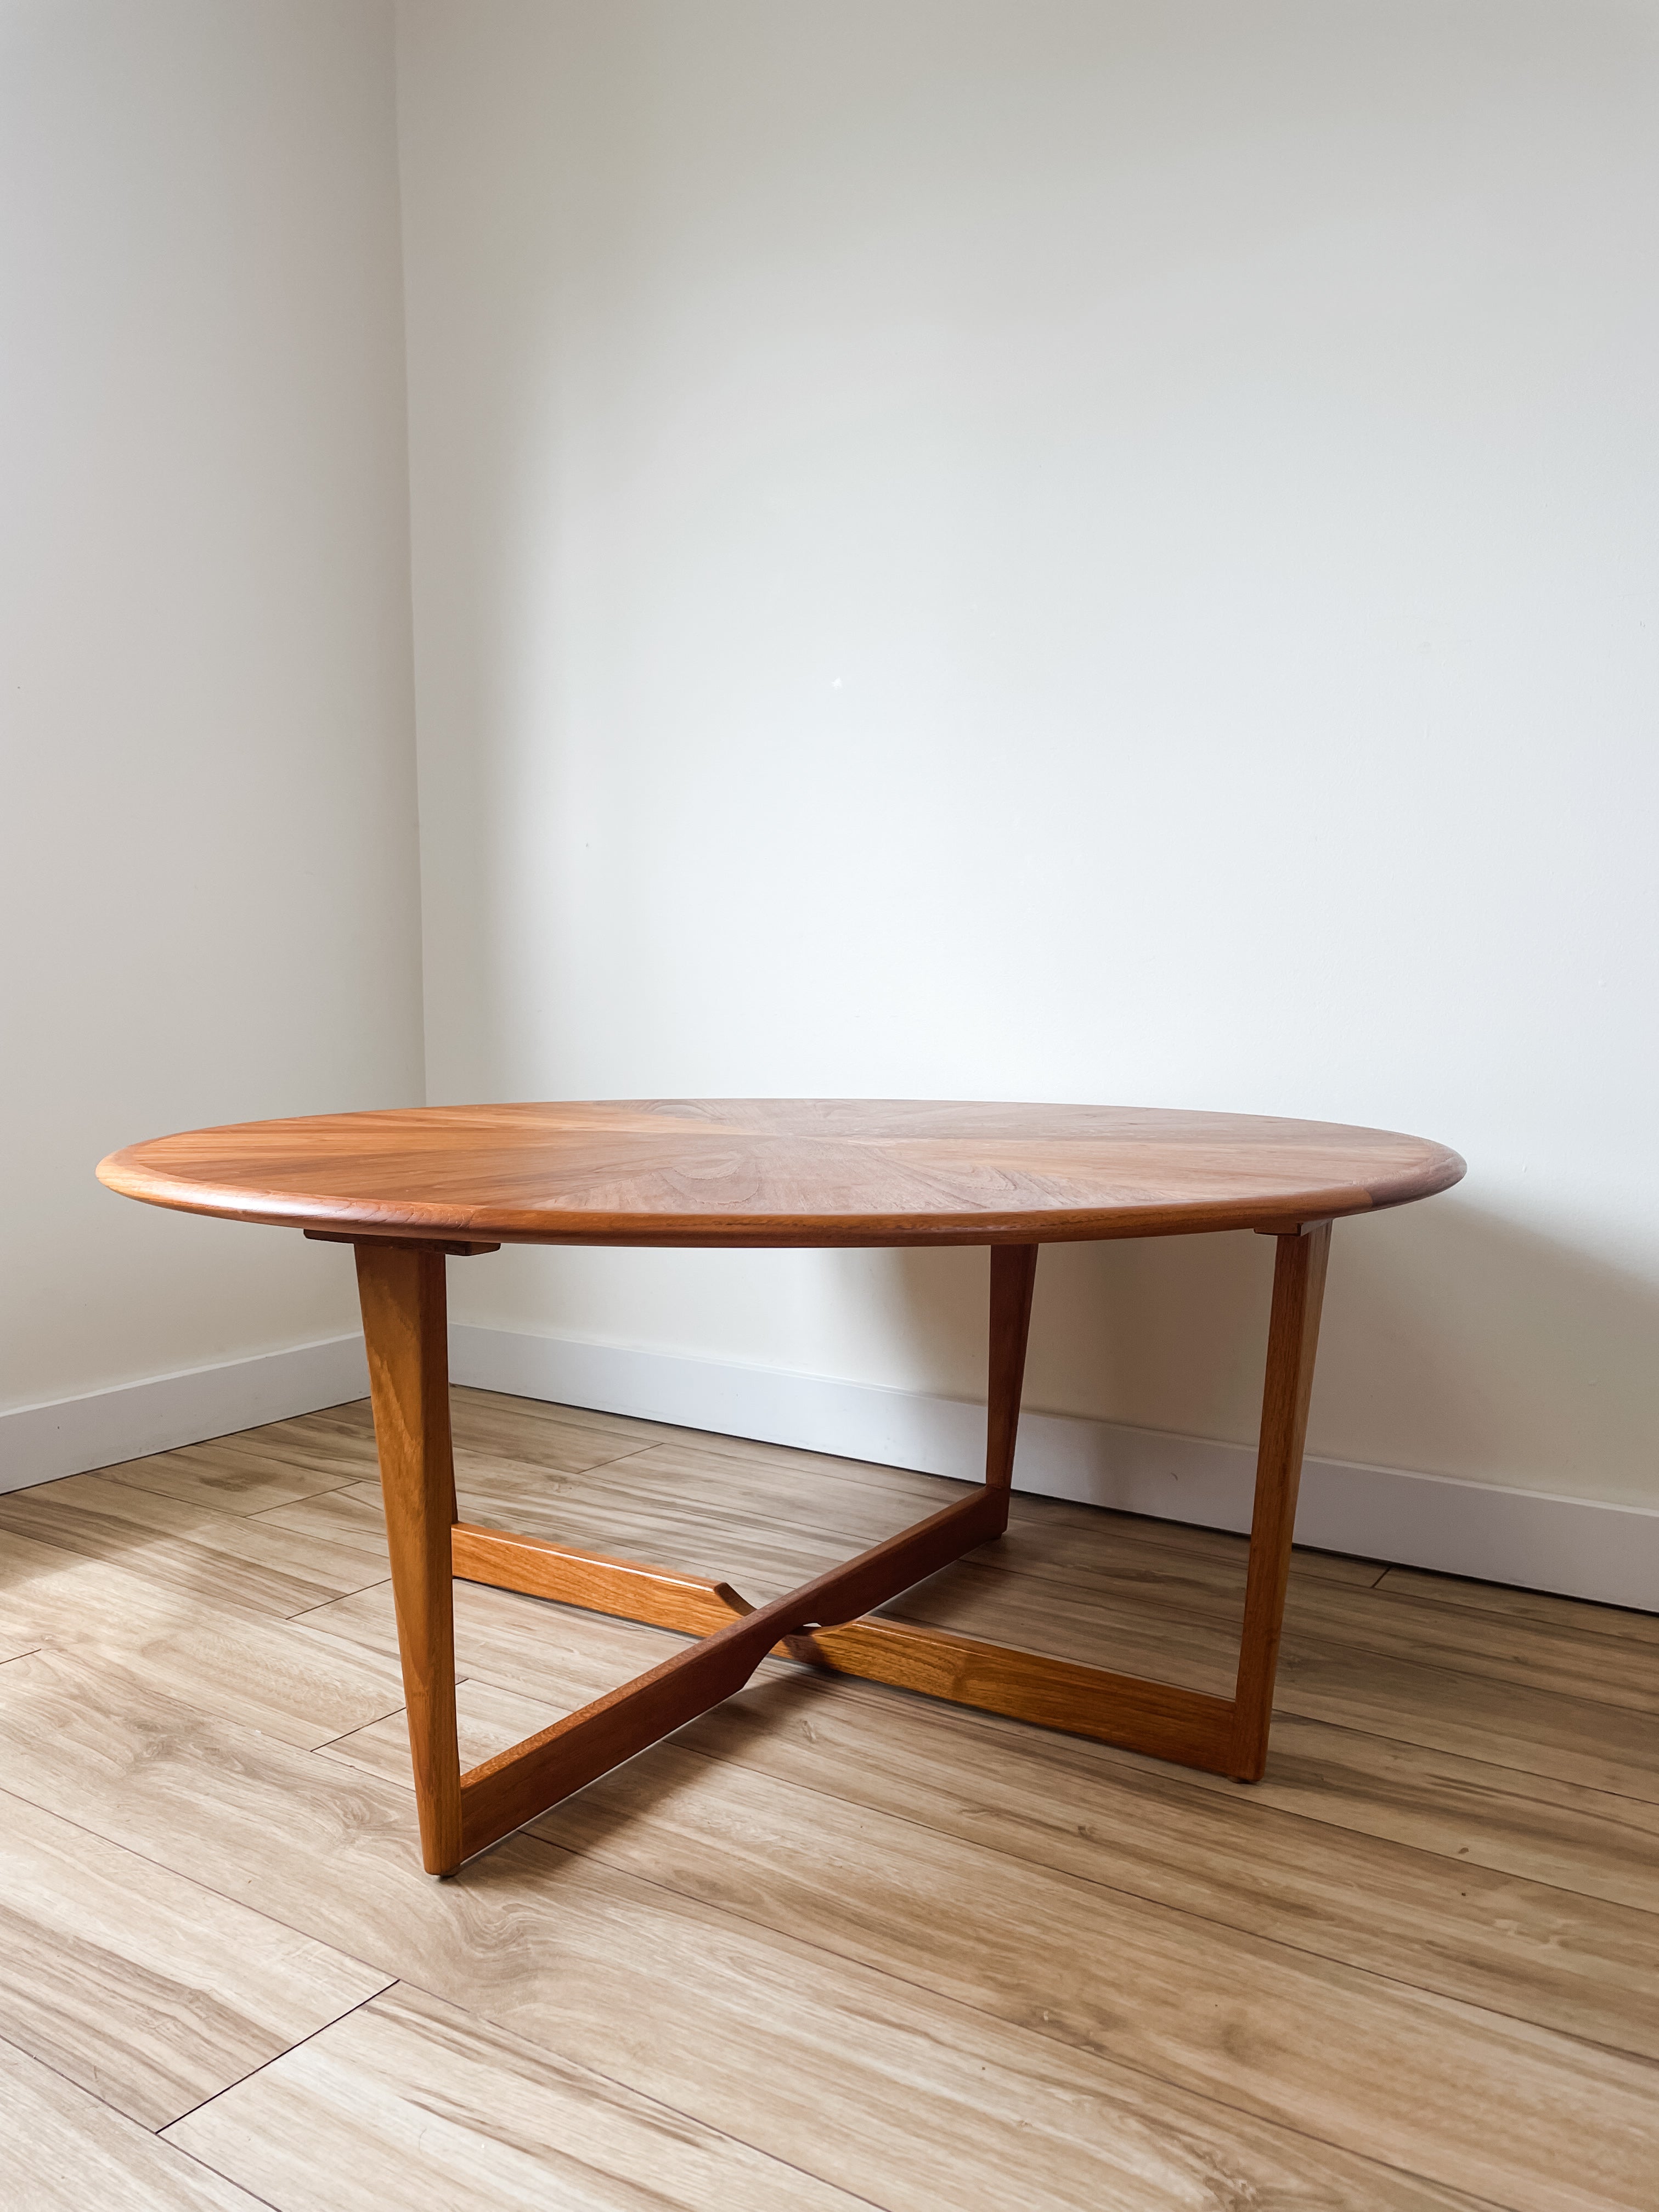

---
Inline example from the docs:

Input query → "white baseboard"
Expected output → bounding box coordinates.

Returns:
[452,1323,1659,1615]
[8,1321,1653,1614]
[0,1335,370,1493]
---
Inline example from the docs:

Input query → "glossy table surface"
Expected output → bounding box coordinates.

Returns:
[99,1098,1465,1247]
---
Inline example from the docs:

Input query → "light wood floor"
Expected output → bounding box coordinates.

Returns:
[1,1390,1655,2210]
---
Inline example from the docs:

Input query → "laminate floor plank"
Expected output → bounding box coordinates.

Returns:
[252,1486,392,1566]
[0,1650,1503,2212]
[1270,1637,1659,1803]
[301,1507,1659,1810]
[0,1782,389,2126]
[886,1555,1239,1693]
[0,1527,414,1746]
[452,1422,1370,1609]
[1374,1565,1659,1649]
[1280,1578,1659,1717]
[7,1390,1652,2212]
[162,1979,870,2212]
[1007,1706,1659,1915]
[0,1525,262,1650]
[561,1436,977,1545]
[296,1576,711,1719]
[617,1421,1383,1589]
[445,1386,693,1467]
[997,1481,1388,1588]
[309,1565,1659,1918]
[320,1674,565,1785]
[874,1560,1659,1800]
[0,2035,270,2212]
[130,1616,414,1750]
[326,1651,1659,2062]
[527,1740,1658,2212]
[674,1675,1659,2053]
[105,1435,365,1516]
[0,1471,388,1618]
[427,1474,852,1609]
[439,1419,1659,1734]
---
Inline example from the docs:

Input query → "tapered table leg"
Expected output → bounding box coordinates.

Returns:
[1229,1222,1332,1780]
[354,1242,462,1874]
[984,1245,1038,1529]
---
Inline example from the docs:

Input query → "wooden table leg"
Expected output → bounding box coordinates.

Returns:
[1229,1221,1332,1780]
[354,1242,462,1874]
[347,1224,1331,1872]
[984,1245,1039,1523]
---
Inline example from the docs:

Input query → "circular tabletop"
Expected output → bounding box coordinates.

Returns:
[98,1099,1464,1248]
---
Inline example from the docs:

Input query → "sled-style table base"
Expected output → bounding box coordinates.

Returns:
[356,1226,1329,1875]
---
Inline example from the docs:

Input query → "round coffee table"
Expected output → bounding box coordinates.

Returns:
[100,1099,1463,1874]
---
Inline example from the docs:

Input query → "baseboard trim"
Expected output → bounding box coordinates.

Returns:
[9,1322,1653,1613]
[0,1335,370,1492]
[452,1323,1659,1614]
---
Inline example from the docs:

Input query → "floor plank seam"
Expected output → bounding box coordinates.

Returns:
[512,1738,1659,2064]
[157,1982,392,2140]
[419,1507,1659,1724]
[1372,1568,1659,1640]
[660,1702,1659,1926]
[427,1619,1659,1852]
[1265,1690,1659,1806]
[105,1466,365,1513]
[0,1771,406,2013]
[818,1692,1659,1915]
[507,1826,1534,2211]
[1220,1708,1659,1832]
[0,2023,263,2212]
[360,1976,904,2212]
[279,1577,393,1624]
[9,1394,1655,2212]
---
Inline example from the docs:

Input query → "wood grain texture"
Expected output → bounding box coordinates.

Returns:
[16,1392,1659,2211]
[1373,1564,1659,1646]
[0,1524,407,1752]
[0,1649,1515,2212]
[0,1470,387,1617]
[528,1739,1657,2212]
[0,1523,218,1654]
[452,1521,749,1636]
[984,1243,1036,1494]
[0,1782,389,2126]
[784,1613,1238,1766]
[321,1677,567,1790]
[321,1607,1659,2074]
[659,1677,1659,2062]
[447,1527,1240,1768]
[1231,1221,1331,1776]
[296,1573,702,1724]
[98,1097,1464,1245]
[457,1489,1002,1860]
[0,2037,269,2212]
[308,1433,1659,1807]
[105,1427,369,1515]
[1104,1709,1659,1917]
[356,1241,461,1872]
[163,1981,871,2212]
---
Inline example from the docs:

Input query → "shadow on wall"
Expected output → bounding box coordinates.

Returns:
[879,1195,1659,1509]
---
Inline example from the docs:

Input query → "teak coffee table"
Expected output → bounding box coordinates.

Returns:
[100,1099,1463,1875]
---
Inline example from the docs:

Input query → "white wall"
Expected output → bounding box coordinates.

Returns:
[0,1,424,1415]
[399,0,1659,1511]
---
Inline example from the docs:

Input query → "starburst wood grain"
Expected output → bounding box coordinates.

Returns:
[98,1097,1463,1245]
